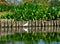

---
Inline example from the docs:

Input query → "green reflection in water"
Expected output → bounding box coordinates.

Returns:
[0,32,60,43]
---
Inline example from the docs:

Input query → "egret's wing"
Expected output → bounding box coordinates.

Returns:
[23,22,28,26]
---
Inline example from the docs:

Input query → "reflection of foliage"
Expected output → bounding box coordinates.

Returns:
[0,32,60,42]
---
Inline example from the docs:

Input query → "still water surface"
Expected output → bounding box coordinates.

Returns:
[0,27,60,44]
[0,39,60,44]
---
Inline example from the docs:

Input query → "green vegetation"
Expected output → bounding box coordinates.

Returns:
[0,2,60,21]
[0,32,60,42]
[0,4,15,12]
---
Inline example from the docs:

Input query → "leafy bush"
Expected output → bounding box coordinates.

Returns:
[0,4,15,12]
[0,2,60,21]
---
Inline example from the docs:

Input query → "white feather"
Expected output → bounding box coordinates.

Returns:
[23,21,29,26]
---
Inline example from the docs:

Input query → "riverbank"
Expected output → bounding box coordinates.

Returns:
[0,19,60,27]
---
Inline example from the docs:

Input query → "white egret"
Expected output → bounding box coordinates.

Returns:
[23,21,29,32]
[23,21,29,26]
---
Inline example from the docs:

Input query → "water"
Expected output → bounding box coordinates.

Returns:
[0,27,60,36]
[0,27,60,44]
[0,39,60,44]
